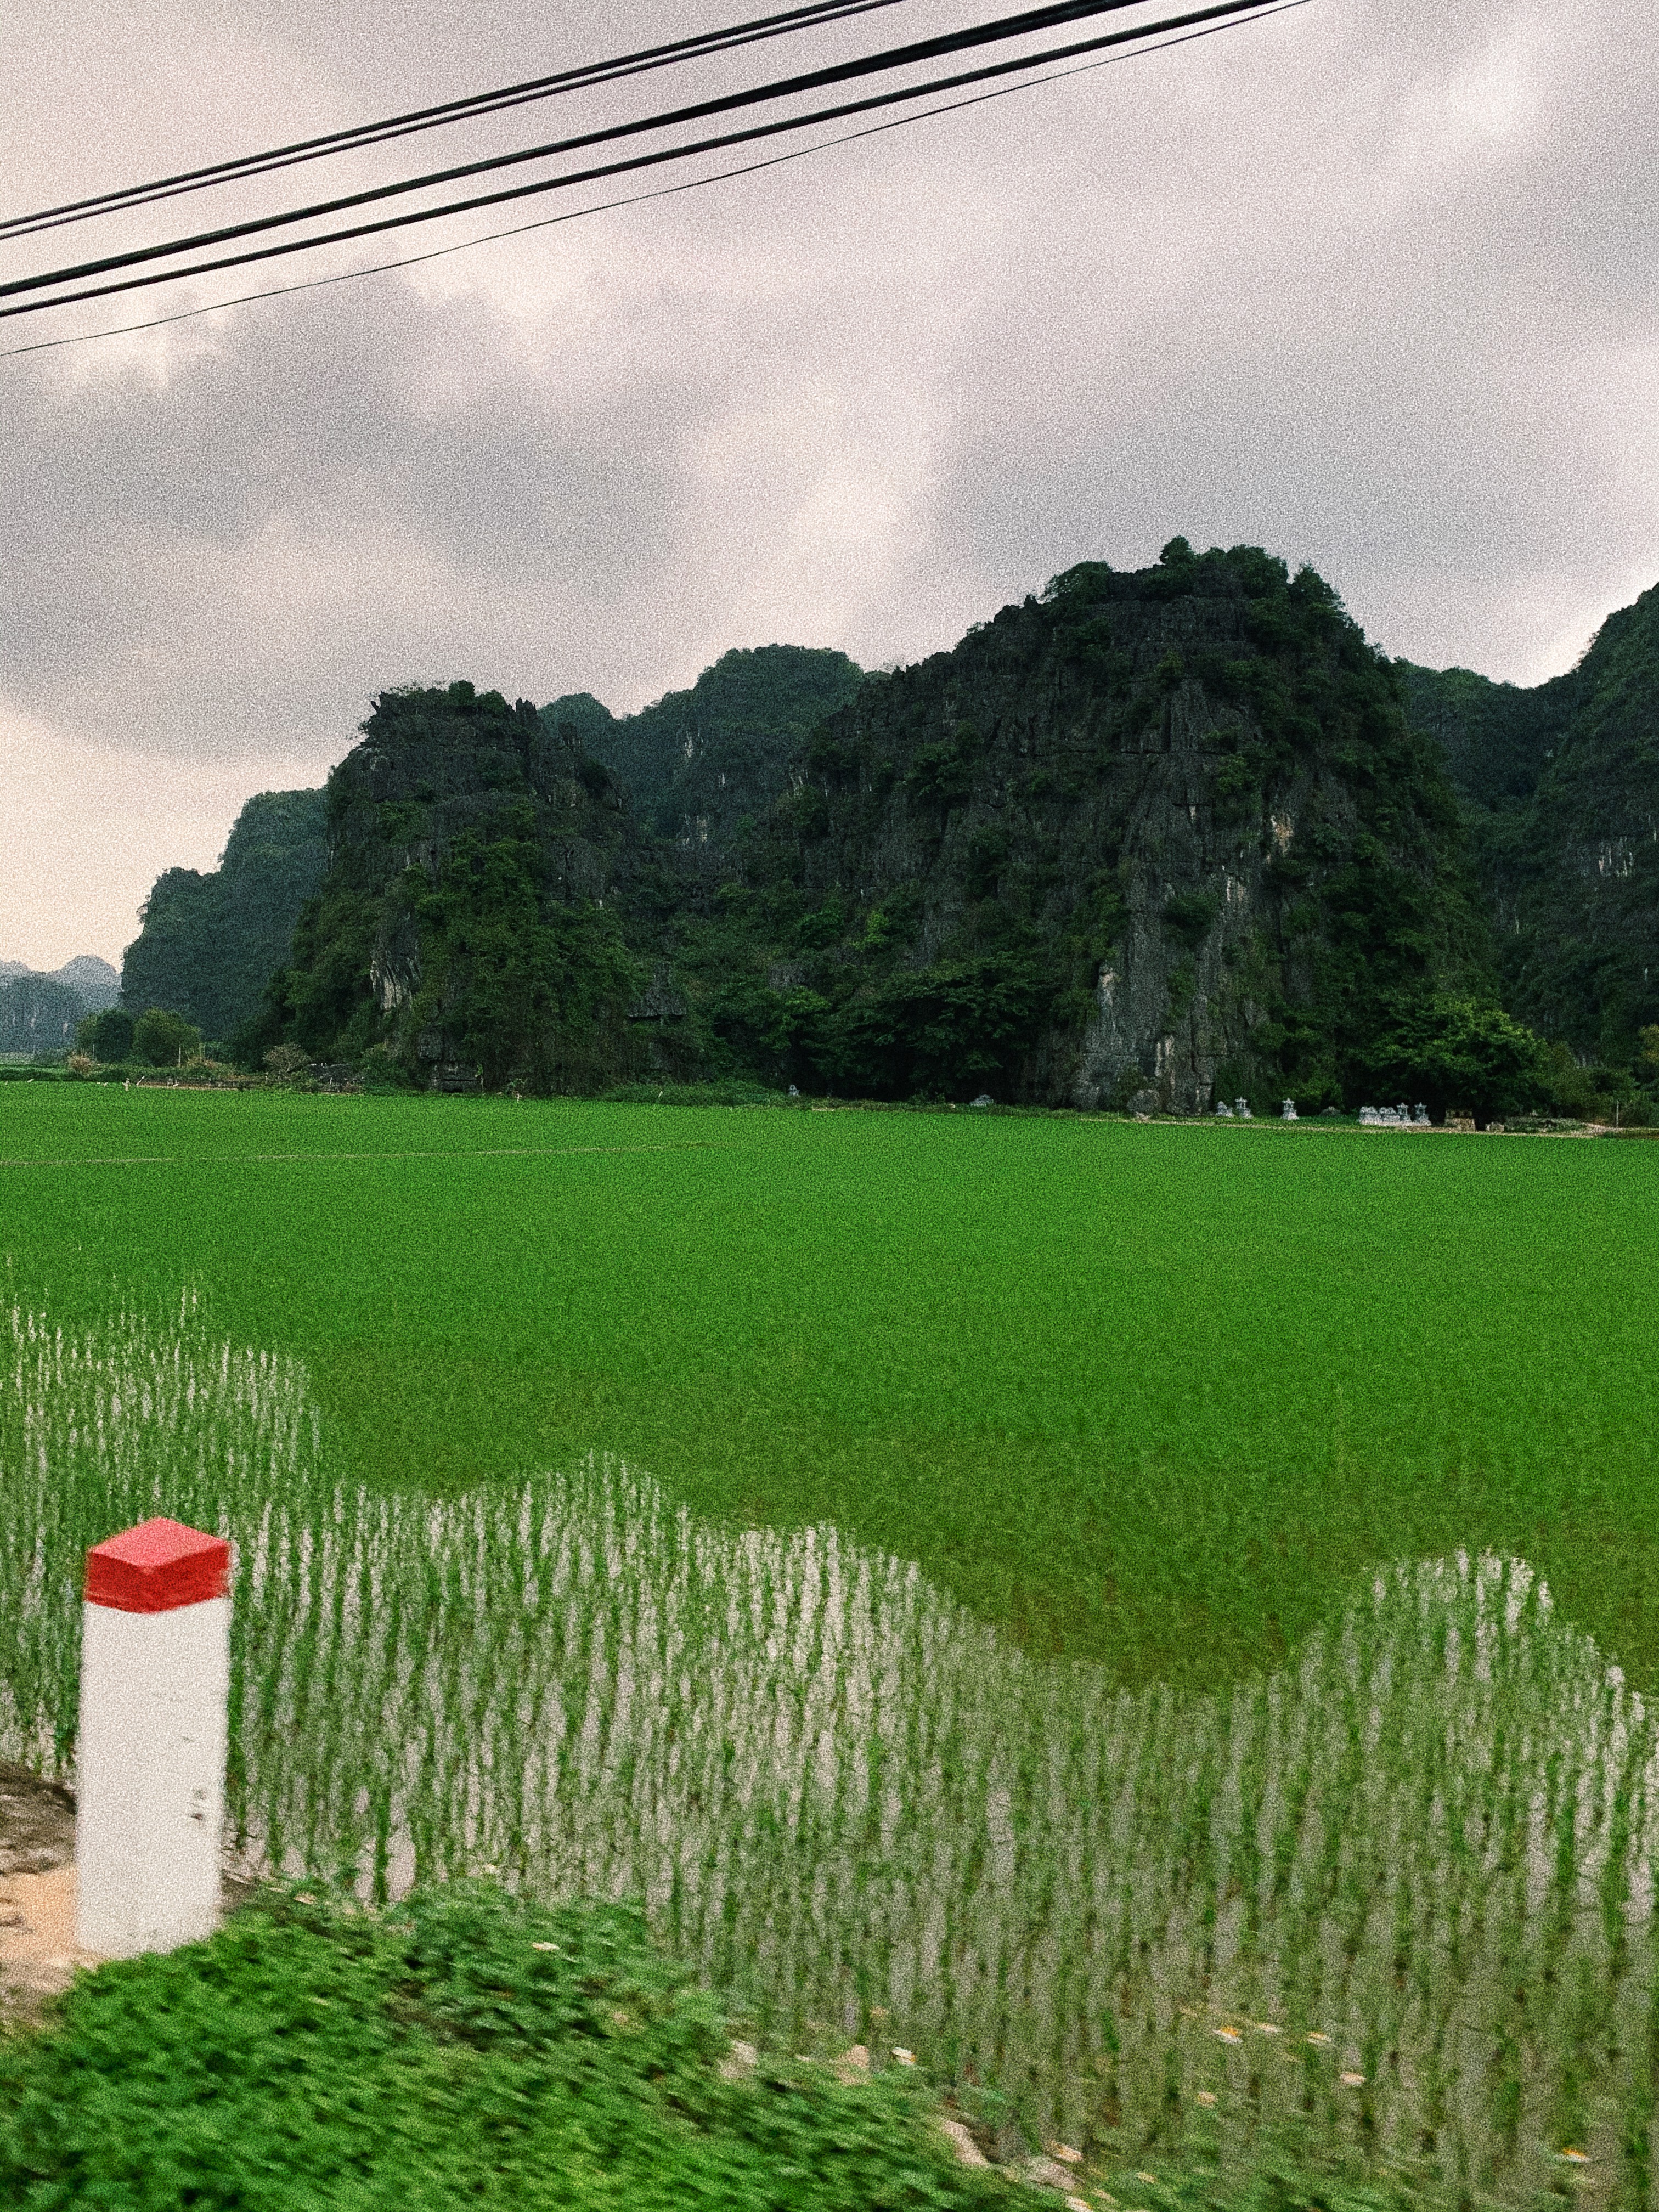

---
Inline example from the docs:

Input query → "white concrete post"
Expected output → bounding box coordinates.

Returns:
[75,1516,231,1958]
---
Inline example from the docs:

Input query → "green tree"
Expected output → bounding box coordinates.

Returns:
[132,1007,203,1066]
[823,949,1054,1100]
[75,1007,135,1062]
[1360,995,1547,1121]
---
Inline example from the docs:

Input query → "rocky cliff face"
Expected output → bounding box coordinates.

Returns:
[268,682,645,1086]
[1401,579,1659,1066]
[51,956,120,1011]
[706,543,1481,1109]
[259,551,1492,1102]
[0,974,84,1056]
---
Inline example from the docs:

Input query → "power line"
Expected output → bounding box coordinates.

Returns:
[2,0,1277,320]
[0,0,915,245]
[0,0,1307,363]
[3,0,1156,297]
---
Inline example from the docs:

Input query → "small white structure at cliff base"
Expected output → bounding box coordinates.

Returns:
[1281,1099,1298,1120]
[75,1517,230,1959]
[1359,1102,1432,1127]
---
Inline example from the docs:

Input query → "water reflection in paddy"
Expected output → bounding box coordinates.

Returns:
[3,1294,1655,2197]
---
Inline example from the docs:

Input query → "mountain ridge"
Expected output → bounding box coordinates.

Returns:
[0,956,120,1057]
[104,552,1659,1114]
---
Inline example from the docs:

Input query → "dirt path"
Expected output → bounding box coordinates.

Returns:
[0,1764,86,2024]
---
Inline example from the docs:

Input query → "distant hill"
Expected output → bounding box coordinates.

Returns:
[0,955,120,1053]
[53,955,120,1009]
[0,974,84,1054]
[1399,577,1659,1066]
[121,789,328,1040]
[0,955,120,1008]
[548,645,864,855]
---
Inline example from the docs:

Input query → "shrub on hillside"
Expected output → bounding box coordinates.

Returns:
[132,1007,203,1067]
[1356,996,1548,1121]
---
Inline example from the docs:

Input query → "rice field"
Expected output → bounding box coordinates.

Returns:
[3,1085,1656,1689]
[3,1289,1656,2200]
[2,1088,1658,2198]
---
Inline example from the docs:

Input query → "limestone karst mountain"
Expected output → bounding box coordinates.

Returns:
[242,683,646,1088]
[0,974,83,1056]
[549,644,863,858]
[0,955,120,1054]
[50,955,120,1009]
[256,547,1492,1104]
[119,544,1659,1104]
[664,541,1483,1110]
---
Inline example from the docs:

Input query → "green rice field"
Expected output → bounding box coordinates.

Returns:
[3,1087,1657,2199]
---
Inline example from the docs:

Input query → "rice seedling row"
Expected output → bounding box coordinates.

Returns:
[3,1291,1655,2205]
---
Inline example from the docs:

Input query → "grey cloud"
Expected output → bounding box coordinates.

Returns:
[2,0,1656,798]
[919,0,1659,674]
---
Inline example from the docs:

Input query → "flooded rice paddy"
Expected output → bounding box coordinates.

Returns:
[3,1291,1656,2202]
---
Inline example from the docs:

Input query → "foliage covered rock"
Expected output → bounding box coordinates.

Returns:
[1398,576,1659,1079]
[120,789,328,1045]
[657,543,1488,1108]
[249,683,648,1091]
[230,549,1659,1109]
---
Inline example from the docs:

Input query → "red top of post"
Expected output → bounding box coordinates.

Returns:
[84,1519,231,1613]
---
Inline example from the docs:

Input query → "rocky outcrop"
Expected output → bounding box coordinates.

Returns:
[557,644,863,857]
[0,975,83,1056]
[267,682,648,1088]
[715,542,1482,1109]
[257,550,1490,1102]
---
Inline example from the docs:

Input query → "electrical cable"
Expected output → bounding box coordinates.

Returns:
[0,0,915,245]
[0,0,1307,361]
[1,0,1264,314]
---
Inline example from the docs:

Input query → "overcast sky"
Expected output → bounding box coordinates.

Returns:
[2,0,1654,967]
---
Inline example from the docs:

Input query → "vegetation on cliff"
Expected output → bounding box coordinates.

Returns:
[0,957,119,1058]
[138,550,1659,1114]
[244,682,646,1088]
[650,543,1493,1111]
[1398,577,1659,1092]
[552,642,862,848]
[0,974,84,1057]
[120,789,326,1043]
